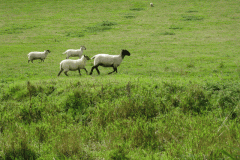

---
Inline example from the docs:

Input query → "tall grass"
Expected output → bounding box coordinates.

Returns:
[0,79,239,159]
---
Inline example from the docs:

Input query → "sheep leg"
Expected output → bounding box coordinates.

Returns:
[90,66,95,75]
[64,71,68,76]
[58,69,63,76]
[90,66,100,75]
[96,67,100,75]
[108,67,117,74]
[83,68,88,75]
[78,69,81,76]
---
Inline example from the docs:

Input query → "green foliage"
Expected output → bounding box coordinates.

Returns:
[109,145,130,160]
[129,119,161,150]
[54,129,92,159]
[180,85,210,114]
[1,80,240,159]
[2,128,38,160]
[19,105,42,124]
[4,143,38,160]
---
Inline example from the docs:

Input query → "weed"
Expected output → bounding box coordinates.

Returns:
[217,91,238,111]
[161,31,175,35]
[182,15,204,21]
[219,62,224,68]
[2,129,38,160]
[180,85,209,114]
[55,129,92,159]
[220,148,240,160]
[19,105,42,124]
[65,90,91,112]
[186,63,195,68]
[66,31,84,37]
[130,119,162,150]
[85,21,117,33]
[124,14,136,19]
[35,124,49,151]
[130,8,144,11]
[186,10,198,13]
[169,25,183,30]
[109,145,130,160]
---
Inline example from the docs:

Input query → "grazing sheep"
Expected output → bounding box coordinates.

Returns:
[58,55,90,76]
[150,3,154,7]
[62,46,86,59]
[27,50,51,63]
[89,49,131,75]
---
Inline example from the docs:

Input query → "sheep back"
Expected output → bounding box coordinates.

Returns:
[60,59,86,71]
[93,54,122,67]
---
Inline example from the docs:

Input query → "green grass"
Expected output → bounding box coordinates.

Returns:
[1,0,240,159]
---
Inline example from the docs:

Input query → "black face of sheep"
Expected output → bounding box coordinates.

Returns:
[121,49,131,58]
[84,55,90,60]
[46,50,51,53]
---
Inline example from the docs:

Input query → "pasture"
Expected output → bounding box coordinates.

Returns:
[0,0,240,159]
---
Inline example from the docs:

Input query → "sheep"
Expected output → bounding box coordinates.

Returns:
[62,46,86,59]
[150,3,154,7]
[89,49,131,75]
[27,50,51,63]
[58,55,90,76]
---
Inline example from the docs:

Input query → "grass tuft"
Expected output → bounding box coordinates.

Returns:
[160,31,175,35]
[130,8,144,11]
[182,15,204,21]
[66,31,84,37]
[85,21,117,33]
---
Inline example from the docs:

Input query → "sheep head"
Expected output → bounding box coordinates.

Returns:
[45,50,51,53]
[83,55,90,60]
[122,49,130,56]
[81,46,87,50]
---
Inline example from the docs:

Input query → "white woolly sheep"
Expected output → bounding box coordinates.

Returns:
[89,49,131,75]
[150,3,154,7]
[62,46,86,59]
[27,50,51,63]
[58,55,90,76]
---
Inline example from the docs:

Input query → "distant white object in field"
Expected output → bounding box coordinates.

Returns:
[58,55,90,76]
[89,49,131,75]
[27,50,51,63]
[150,3,154,7]
[62,46,86,59]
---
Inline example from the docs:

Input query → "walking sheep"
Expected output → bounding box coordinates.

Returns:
[58,55,90,76]
[27,50,51,63]
[89,49,131,75]
[62,46,86,59]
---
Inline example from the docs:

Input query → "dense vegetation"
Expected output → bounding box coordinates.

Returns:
[0,0,240,159]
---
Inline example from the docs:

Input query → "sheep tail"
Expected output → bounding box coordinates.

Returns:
[62,52,66,54]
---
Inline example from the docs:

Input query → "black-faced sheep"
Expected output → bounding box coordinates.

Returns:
[89,49,131,75]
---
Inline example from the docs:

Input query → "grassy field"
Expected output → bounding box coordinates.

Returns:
[1,0,240,159]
